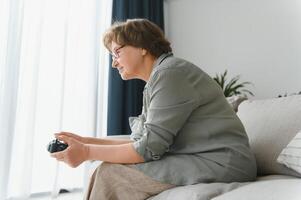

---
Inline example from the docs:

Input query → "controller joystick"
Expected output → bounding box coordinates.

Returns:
[47,139,68,153]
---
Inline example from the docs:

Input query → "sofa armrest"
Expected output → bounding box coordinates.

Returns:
[105,134,131,140]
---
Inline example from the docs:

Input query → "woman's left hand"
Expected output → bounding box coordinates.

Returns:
[50,135,89,168]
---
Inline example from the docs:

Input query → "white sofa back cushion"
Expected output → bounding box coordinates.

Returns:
[237,95,301,177]
[277,130,301,174]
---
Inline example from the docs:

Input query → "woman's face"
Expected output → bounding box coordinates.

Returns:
[111,41,145,80]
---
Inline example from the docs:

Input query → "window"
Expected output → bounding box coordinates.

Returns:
[0,0,112,198]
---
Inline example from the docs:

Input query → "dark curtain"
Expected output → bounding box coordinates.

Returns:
[107,0,164,135]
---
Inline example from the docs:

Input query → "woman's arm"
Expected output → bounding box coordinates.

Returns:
[86,143,144,164]
[55,132,132,145]
[51,135,144,167]
[84,136,132,145]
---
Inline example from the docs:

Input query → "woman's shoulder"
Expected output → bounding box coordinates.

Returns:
[152,56,204,77]
[148,55,223,98]
[148,56,216,92]
[151,55,214,85]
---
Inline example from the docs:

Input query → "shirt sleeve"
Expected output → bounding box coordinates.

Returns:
[129,114,145,141]
[132,68,199,161]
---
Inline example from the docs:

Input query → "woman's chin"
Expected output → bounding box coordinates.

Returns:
[120,73,130,80]
[119,71,136,80]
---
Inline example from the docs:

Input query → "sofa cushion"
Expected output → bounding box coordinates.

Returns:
[212,175,301,200]
[277,129,301,174]
[149,182,248,200]
[237,95,301,177]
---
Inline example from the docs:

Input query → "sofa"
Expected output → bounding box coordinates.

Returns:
[88,95,301,200]
[149,95,301,200]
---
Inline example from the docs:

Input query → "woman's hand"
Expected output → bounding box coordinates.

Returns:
[55,132,87,144]
[51,135,89,168]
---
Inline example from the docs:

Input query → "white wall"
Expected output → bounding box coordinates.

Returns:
[164,0,301,99]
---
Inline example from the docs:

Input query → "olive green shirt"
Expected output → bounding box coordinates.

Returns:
[130,53,257,186]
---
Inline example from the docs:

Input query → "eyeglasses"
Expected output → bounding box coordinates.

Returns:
[111,45,125,60]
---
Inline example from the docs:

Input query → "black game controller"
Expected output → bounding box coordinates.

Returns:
[47,139,68,153]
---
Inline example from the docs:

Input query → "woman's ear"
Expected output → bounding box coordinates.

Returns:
[141,49,147,56]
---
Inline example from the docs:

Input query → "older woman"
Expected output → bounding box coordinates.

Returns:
[51,19,257,200]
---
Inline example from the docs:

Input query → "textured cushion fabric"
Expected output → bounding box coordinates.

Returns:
[212,175,301,200]
[237,95,301,177]
[277,130,301,174]
[148,182,248,200]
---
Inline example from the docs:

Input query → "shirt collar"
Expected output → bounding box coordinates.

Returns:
[145,52,173,87]
[152,52,173,69]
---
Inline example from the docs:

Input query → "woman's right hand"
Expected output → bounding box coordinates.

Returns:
[55,132,87,144]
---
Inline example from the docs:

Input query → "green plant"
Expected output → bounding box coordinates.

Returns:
[213,70,254,97]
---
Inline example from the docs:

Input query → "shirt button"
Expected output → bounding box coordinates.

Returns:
[152,155,160,160]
